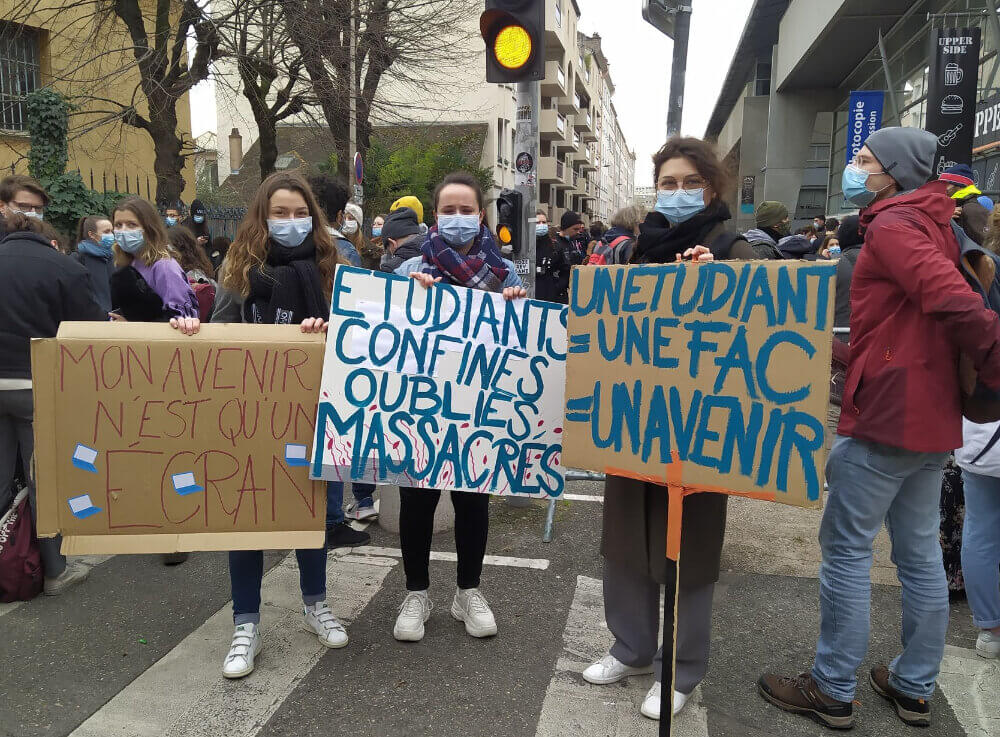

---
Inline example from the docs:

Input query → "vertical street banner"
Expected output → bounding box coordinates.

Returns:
[926,27,981,175]
[845,90,885,164]
[31,324,328,555]
[311,266,568,497]
[561,261,836,509]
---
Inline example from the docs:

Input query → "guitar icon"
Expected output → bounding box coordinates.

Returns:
[938,123,963,147]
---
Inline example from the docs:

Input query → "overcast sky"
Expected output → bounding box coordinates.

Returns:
[191,0,754,186]
[576,0,754,187]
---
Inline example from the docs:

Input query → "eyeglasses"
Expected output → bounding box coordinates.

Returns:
[12,200,44,213]
[658,176,707,191]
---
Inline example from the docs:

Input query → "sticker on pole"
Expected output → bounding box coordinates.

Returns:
[514,259,530,276]
[516,152,534,173]
[354,152,363,184]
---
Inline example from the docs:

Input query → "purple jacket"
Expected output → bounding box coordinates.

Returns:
[131,257,198,318]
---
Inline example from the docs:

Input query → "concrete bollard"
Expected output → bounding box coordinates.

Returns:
[378,486,455,535]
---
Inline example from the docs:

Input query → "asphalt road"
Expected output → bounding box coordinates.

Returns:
[0,481,993,737]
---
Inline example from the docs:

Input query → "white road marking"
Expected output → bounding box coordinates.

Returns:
[535,575,709,737]
[938,644,1000,737]
[68,552,394,737]
[344,545,550,570]
[562,494,604,502]
[0,554,112,619]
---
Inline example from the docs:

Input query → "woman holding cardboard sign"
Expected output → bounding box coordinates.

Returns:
[582,137,754,721]
[394,171,526,643]
[170,172,349,679]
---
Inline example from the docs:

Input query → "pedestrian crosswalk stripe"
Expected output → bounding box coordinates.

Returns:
[67,553,394,737]
[562,493,604,502]
[342,545,550,570]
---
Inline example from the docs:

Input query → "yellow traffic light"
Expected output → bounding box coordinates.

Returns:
[494,25,532,70]
[497,224,513,244]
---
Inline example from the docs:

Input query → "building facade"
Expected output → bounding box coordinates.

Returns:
[0,7,195,202]
[212,0,635,225]
[705,0,1000,231]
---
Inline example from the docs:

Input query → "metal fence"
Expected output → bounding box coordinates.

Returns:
[205,207,247,241]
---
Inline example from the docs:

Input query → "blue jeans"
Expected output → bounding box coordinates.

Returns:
[326,481,376,527]
[812,436,950,702]
[229,548,327,626]
[960,470,1000,629]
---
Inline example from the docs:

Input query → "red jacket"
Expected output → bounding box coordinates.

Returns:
[838,181,1000,452]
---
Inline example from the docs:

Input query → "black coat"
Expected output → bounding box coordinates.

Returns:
[0,231,105,379]
[535,234,574,304]
[833,245,861,341]
[72,250,115,314]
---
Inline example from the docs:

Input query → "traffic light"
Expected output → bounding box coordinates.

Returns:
[495,188,524,255]
[480,0,545,83]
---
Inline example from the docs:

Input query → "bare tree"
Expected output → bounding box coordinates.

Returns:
[275,0,482,180]
[4,0,226,203]
[214,0,319,179]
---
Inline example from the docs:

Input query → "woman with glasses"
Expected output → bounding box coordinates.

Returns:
[582,137,754,722]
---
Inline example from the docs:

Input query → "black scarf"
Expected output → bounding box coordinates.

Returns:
[634,200,734,264]
[243,234,327,324]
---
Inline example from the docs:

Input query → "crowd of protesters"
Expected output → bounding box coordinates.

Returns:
[1,125,999,730]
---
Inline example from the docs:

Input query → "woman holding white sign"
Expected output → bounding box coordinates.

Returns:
[170,172,349,679]
[583,137,755,721]
[393,171,526,643]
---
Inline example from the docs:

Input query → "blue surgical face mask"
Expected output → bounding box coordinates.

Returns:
[536,223,549,237]
[842,163,886,208]
[268,217,313,248]
[372,227,382,238]
[114,229,145,254]
[655,189,706,224]
[192,214,205,224]
[165,216,177,227]
[12,209,43,221]
[99,233,116,249]
[437,214,481,247]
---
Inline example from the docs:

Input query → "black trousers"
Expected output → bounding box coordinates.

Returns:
[398,487,489,591]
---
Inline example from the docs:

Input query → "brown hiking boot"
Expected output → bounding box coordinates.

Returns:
[869,665,931,727]
[758,672,855,730]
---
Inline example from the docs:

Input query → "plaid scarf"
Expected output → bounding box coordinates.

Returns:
[420,225,509,293]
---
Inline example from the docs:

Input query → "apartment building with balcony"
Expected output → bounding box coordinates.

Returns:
[212,0,634,226]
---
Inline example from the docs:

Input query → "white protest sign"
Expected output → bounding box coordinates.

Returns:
[311,266,568,497]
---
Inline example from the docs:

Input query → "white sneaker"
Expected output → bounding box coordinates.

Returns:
[222,623,261,679]
[43,560,89,596]
[345,500,378,521]
[394,591,432,642]
[977,630,1000,659]
[582,653,655,685]
[451,587,498,638]
[639,682,690,720]
[303,603,348,648]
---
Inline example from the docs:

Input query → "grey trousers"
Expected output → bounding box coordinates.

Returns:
[0,389,66,577]
[604,558,714,695]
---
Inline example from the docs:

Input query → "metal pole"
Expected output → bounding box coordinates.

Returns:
[349,0,357,196]
[542,498,557,543]
[666,4,692,137]
[877,29,902,126]
[514,80,540,298]
[984,0,1000,92]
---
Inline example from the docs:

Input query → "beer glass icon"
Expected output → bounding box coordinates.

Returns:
[945,63,963,86]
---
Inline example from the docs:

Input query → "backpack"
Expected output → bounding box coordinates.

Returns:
[953,222,1000,423]
[0,487,43,603]
[190,278,216,322]
[586,235,632,266]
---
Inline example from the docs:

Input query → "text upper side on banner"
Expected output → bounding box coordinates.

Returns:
[30,323,327,555]
[561,261,836,508]
[311,266,568,498]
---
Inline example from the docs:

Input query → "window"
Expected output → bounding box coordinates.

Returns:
[0,22,41,132]
[554,0,562,27]
[796,187,826,217]
[510,128,516,170]
[497,118,507,164]
[807,144,830,165]
[754,59,771,97]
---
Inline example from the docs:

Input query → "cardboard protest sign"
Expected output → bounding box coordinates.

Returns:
[311,266,567,497]
[31,323,327,554]
[563,261,836,509]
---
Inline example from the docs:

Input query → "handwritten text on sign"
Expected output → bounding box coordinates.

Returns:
[311,266,568,497]
[32,324,327,552]
[561,261,836,507]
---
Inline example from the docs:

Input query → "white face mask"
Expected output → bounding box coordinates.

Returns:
[342,220,359,235]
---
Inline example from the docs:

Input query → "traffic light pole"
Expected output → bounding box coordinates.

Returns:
[514,80,540,298]
[665,3,692,137]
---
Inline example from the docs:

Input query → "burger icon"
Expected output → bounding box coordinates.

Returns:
[941,95,964,114]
